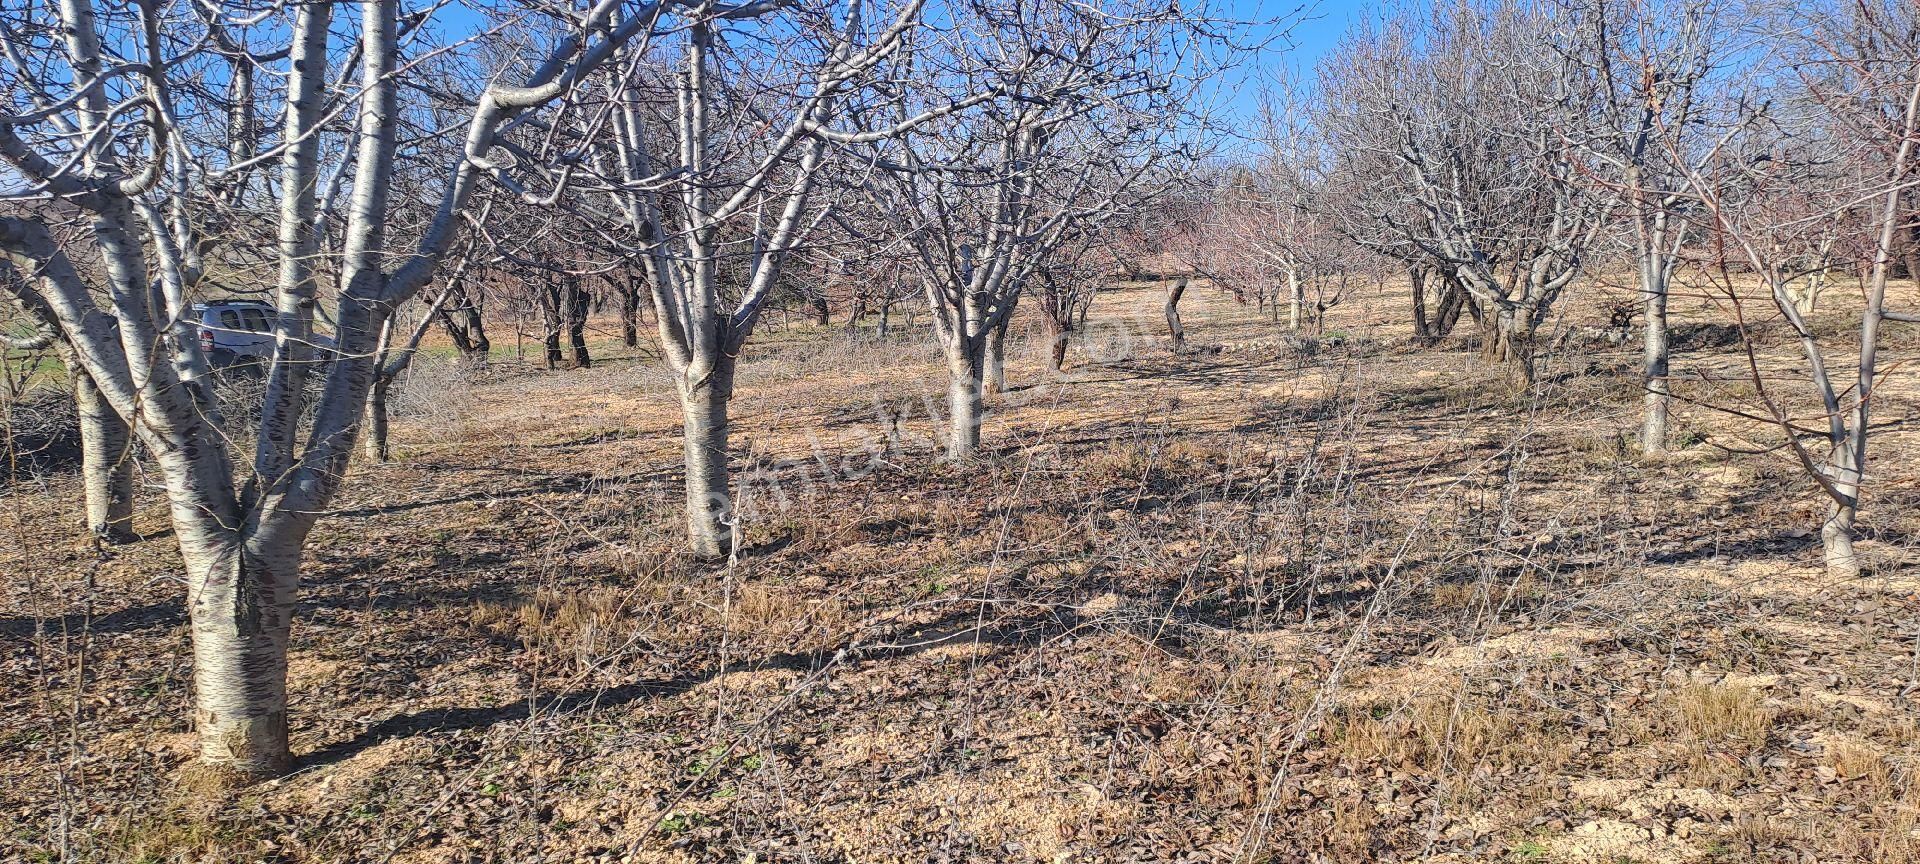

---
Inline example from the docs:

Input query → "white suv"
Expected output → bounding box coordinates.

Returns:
[194,300,276,365]
[193,300,335,368]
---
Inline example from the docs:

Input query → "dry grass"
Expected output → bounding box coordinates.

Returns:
[4,275,1919,863]
[1673,682,1773,748]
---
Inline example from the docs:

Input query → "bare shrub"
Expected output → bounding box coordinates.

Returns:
[384,354,472,437]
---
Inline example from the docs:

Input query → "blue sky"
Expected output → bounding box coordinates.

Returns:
[1218,0,1374,114]
[424,0,1372,121]
[1257,0,1369,68]
[422,0,1370,121]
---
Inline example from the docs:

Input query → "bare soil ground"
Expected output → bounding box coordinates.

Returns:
[4,276,1919,863]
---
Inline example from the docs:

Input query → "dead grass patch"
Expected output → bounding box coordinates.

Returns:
[1332,689,1576,806]
[469,582,670,673]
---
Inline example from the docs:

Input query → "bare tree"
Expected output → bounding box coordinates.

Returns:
[1676,0,1920,577]
[0,0,664,778]
[365,272,468,463]
[1033,231,1108,373]
[1316,1,1614,379]
[861,0,1223,459]
[1569,0,1730,453]
[583,0,966,557]
[1163,275,1189,353]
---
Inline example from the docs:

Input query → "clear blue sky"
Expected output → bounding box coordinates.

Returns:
[1219,0,1374,113]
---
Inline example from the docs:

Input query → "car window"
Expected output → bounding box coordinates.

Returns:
[219,310,241,330]
[242,308,272,332]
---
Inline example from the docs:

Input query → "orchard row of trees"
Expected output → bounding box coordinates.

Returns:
[1184,0,1919,581]
[2,0,1912,785]
[0,0,1238,779]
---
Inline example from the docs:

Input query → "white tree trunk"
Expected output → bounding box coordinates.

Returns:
[681,358,736,559]
[945,339,987,460]
[183,538,297,775]
[1821,441,1862,578]
[1641,263,1670,454]
[74,367,135,543]
[1822,502,1860,579]
[1286,265,1303,331]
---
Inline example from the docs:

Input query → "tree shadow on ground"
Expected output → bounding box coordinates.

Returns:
[0,598,186,638]
[298,606,1086,769]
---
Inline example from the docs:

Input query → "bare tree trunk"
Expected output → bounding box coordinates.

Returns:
[984,315,1009,394]
[541,277,563,370]
[184,537,296,777]
[945,338,987,460]
[846,297,866,333]
[365,318,394,463]
[1901,187,1920,282]
[1165,276,1187,353]
[1411,268,1466,344]
[74,367,135,543]
[1481,305,1535,383]
[568,283,591,369]
[1822,480,1859,578]
[365,282,458,465]
[1434,277,1467,337]
[464,306,491,359]
[1286,265,1303,331]
[877,295,892,339]
[1045,312,1070,373]
[439,278,491,364]
[1641,267,1671,454]
[1410,265,1432,343]
[620,272,640,348]
[366,377,392,463]
[681,358,736,559]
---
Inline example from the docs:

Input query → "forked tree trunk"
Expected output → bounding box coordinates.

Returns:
[1165,276,1187,353]
[2,0,660,785]
[1045,313,1070,372]
[1480,306,1536,383]
[846,297,866,333]
[1433,279,1467,337]
[1412,269,1468,344]
[442,285,490,362]
[681,358,737,559]
[183,538,297,777]
[74,367,135,543]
